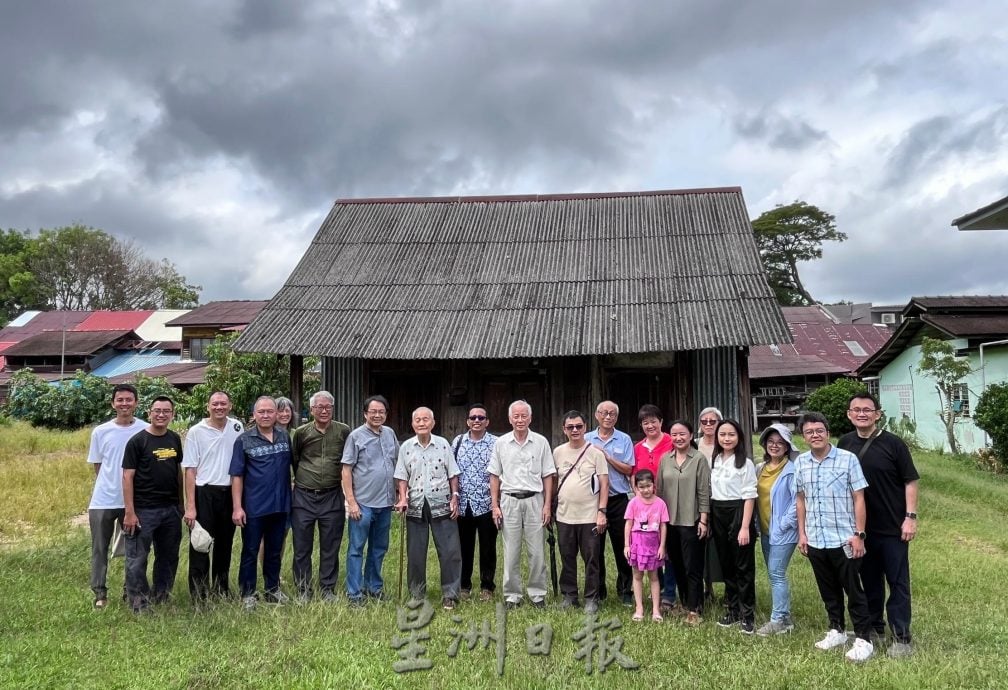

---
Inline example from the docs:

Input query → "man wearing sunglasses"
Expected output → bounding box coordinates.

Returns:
[451,404,498,602]
[553,410,609,613]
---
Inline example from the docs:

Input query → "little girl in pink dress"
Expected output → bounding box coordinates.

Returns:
[623,469,669,621]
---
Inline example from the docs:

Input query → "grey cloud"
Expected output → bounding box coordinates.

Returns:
[734,110,828,151]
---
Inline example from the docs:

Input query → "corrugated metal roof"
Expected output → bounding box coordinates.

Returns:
[165,301,268,327]
[2,330,137,357]
[73,310,154,331]
[0,311,91,341]
[107,361,207,386]
[235,188,790,359]
[89,351,180,378]
[134,310,187,343]
[749,322,890,379]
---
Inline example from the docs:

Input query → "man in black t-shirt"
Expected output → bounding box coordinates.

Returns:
[122,396,184,613]
[837,393,919,658]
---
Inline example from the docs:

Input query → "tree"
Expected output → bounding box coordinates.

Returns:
[176,332,318,422]
[975,382,1008,472]
[751,201,847,306]
[803,377,867,436]
[21,224,201,312]
[0,229,48,324]
[917,336,972,454]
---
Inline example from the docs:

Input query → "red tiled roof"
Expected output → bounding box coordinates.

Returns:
[74,310,154,331]
[165,301,268,327]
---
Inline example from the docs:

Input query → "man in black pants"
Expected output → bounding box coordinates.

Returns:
[795,412,874,663]
[585,401,635,606]
[451,404,498,602]
[183,391,244,602]
[839,393,919,658]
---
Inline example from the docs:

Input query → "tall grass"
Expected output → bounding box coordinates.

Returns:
[1,423,1006,689]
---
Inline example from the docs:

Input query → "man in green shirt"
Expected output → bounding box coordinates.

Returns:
[290,391,351,602]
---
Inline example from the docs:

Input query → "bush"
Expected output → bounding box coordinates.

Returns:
[5,369,113,430]
[802,377,867,436]
[883,414,919,448]
[975,382,1008,472]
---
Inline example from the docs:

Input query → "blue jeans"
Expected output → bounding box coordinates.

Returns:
[760,534,796,621]
[345,505,392,599]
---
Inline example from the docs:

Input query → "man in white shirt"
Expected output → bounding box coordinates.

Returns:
[488,400,557,609]
[87,384,144,610]
[183,391,244,602]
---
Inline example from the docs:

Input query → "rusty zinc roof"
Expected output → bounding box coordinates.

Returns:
[164,301,268,327]
[235,188,790,359]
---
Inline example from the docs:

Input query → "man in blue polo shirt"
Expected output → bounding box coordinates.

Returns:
[230,395,292,610]
[585,400,635,606]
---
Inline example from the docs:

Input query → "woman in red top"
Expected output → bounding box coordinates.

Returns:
[633,404,672,485]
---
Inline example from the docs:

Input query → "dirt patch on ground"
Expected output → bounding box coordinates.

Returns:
[952,534,1002,556]
[70,512,89,528]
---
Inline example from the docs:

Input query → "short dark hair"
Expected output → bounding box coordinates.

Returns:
[713,419,748,469]
[152,395,175,409]
[467,402,487,415]
[563,409,584,424]
[847,392,880,410]
[668,418,695,438]
[634,469,655,486]
[209,390,231,402]
[638,404,663,424]
[112,383,138,400]
[364,395,389,413]
[799,411,830,432]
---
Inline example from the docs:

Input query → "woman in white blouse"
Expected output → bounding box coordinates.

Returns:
[710,419,758,634]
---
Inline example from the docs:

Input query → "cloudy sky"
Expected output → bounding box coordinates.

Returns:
[1,1,1005,305]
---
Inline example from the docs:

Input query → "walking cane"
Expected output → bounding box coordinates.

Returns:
[397,509,406,601]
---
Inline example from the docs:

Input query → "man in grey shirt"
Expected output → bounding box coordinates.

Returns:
[341,394,398,605]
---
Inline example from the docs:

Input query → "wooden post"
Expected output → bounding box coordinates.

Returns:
[290,354,304,423]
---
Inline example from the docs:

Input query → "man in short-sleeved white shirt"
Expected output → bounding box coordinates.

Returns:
[488,400,556,608]
[87,384,145,609]
[182,391,244,601]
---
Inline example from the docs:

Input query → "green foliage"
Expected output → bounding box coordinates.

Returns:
[177,332,317,422]
[0,224,201,326]
[883,413,919,448]
[5,369,112,430]
[119,372,187,421]
[751,201,847,306]
[917,336,972,455]
[802,377,867,436]
[975,381,1008,471]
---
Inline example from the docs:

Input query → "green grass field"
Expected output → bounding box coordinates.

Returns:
[1,421,1006,689]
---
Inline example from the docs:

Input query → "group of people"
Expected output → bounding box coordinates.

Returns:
[86,388,918,663]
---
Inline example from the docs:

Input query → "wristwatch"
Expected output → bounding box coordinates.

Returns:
[451,492,460,497]
[597,508,606,514]
[854,531,866,540]
[905,512,917,519]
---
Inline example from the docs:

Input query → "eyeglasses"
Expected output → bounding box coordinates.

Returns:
[802,428,828,437]
[699,419,718,425]
[312,405,333,411]
[468,415,487,421]
[564,423,585,431]
[848,408,877,414]
[598,410,617,418]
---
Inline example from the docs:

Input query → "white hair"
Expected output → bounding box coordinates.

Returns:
[698,406,723,421]
[596,401,619,415]
[508,399,532,417]
[310,390,335,407]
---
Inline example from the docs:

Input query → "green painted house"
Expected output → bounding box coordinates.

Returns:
[858,296,1008,453]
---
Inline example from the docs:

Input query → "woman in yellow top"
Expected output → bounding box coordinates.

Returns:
[754,423,799,636]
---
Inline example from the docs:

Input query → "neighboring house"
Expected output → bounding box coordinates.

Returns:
[822,302,905,327]
[952,194,1008,231]
[749,305,891,429]
[0,309,187,400]
[857,296,1008,453]
[165,300,269,361]
[234,188,790,445]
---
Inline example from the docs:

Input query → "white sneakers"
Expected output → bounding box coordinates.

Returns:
[814,629,848,650]
[845,637,875,663]
[814,629,875,662]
